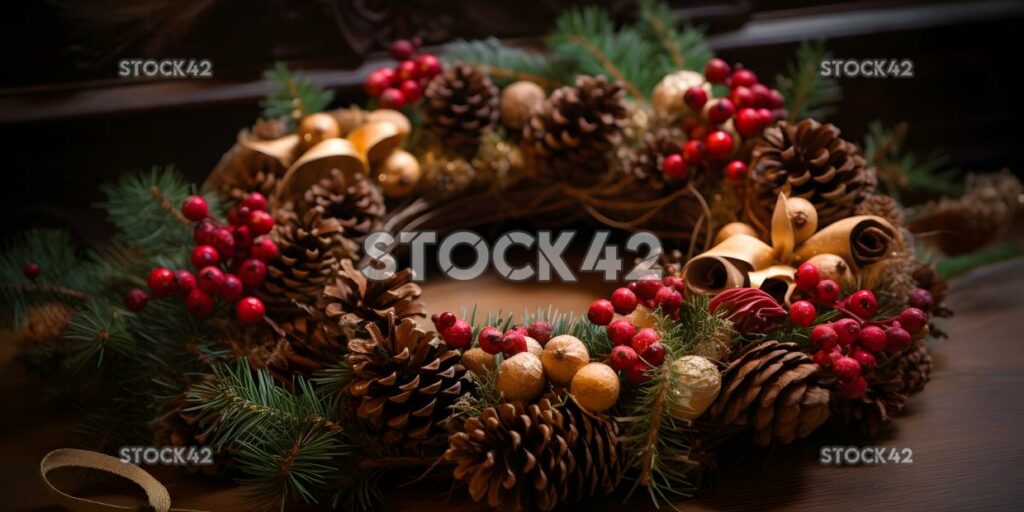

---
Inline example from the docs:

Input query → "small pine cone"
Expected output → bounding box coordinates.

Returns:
[423,64,500,154]
[445,395,623,512]
[749,119,876,228]
[268,314,347,378]
[320,259,425,337]
[421,150,476,198]
[23,304,75,343]
[228,168,278,203]
[260,207,347,311]
[621,127,684,190]
[856,194,905,226]
[860,255,917,306]
[912,262,951,314]
[300,169,385,247]
[346,315,472,448]
[881,341,933,398]
[522,75,629,181]
[834,342,932,436]
[707,341,831,445]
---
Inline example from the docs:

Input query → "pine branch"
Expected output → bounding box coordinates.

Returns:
[775,40,841,121]
[443,38,564,88]
[863,120,961,199]
[261,62,335,129]
[636,0,713,72]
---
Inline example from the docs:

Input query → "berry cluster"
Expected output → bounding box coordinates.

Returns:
[587,275,685,385]
[786,261,929,399]
[434,311,556,358]
[124,193,278,325]
[362,38,443,110]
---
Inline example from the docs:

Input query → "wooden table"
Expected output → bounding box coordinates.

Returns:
[4,259,1024,511]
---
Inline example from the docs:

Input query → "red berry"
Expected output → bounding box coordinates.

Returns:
[884,324,912,353]
[766,89,785,109]
[662,153,689,180]
[848,290,878,318]
[379,88,407,109]
[397,59,419,82]
[399,79,422,102]
[899,307,928,334]
[432,311,455,329]
[248,210,274,236]
[859,325,887,352]
[478,326,504,354]
[756,108,773,126]
[228,206,248,227]
[730,86,755,109]
[442,320,473,350]
[239,259,267,287]
[730,69,758,88]
[251,238,279,262]
[724,160,747,182]
[147,267,176,298]
[634,274,663,301]
[683,140,705,164]
[501,330,527,357]
[23,263,40,280]
[641,342,666,366]
[219,274,243,302]
[364,69,391,96]
[174,269,198,295]
[794,262,821,290]
[653,287,682,314]
[235,297,266,324]
[811,324,839,350]
[232,225,253,254]
[390,39,415,60]
[631,327,661,353]
[417,54,442,78]
[789,300,816,327]
[194,219,218,245]
[816,279,840,303]
[734,108,762,136]
[607,319,637,346]
[191,245,220,269]
[625,361,651,385]
[197,266,226,295]
[587,299,615,326]
[181,195,209,222]
[609,345,639,371]
[833,318,861,346]
[186,289,215,317]
[838,375,868,399]
[241,192,267,212]
[908,288,934,311]
[833,356,862,380]
[704,58,731,83]
[210,229,236,258]
[704,130,734,159]
[749,84,771,107]
[851,348,877,369]
[811,350,832,368]
[526,321,554,345]
[707,98,735,124]
[123,288,149,312]
[610,287,638,315]
[684,86,708,111]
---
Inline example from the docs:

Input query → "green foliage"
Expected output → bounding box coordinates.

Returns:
[261,62,335,130]
[776,40,842,121]
[0,229,96,329]
[636,0,712,72]
[936,242,1024,278]
[63,301,135,371]
[444,38,562,87]
[863,121,961,199]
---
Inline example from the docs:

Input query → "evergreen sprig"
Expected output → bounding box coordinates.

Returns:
[776,40,841,121]
[636,0,712,73]
[863,120,961,199]
[0,229,95,329]
[443,38,563,88]
[261,62,335,129]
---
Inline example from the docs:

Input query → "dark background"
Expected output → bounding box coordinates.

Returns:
[1,0,1023,240]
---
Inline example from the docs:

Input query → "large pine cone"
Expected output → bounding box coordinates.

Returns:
[260,207,347,312]
[522,75,628,181]
[445,395,625,512]
[423,64,500,154]
[706,341,831,445]
[346,315,471,448]
[749,119,876,229]
[621,126,684,191]
[835,342,932,436]
[300,168,385,249]
[320,258,425,337]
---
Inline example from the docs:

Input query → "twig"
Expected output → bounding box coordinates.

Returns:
[639,364,672,486]
[0,282,91,301]
[149,185,191,226]
[644,13,684,68]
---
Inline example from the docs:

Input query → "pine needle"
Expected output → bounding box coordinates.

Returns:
[775,40,841,121]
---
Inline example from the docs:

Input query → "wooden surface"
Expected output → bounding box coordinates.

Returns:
[3,259,1024,511]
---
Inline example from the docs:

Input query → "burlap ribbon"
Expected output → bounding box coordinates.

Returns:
[39,448,208,512]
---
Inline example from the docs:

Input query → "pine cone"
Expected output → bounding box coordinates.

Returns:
[749,119,876,228]
[346,315,472,448]
[300,169,385,248]
[834,342,932,436]
[423,64,499,154]
[856,194,905,227]
[707,341,831,445]
[522,75,629,181]
[264,314,346,379]
[260,207,347,312]
[251,117,287,140]
[445,395,625,512]
[321,259,425,337]
[912,262,951,316]
[621,126,684,190]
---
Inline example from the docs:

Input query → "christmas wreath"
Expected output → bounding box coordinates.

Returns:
[5,2,1022,511]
